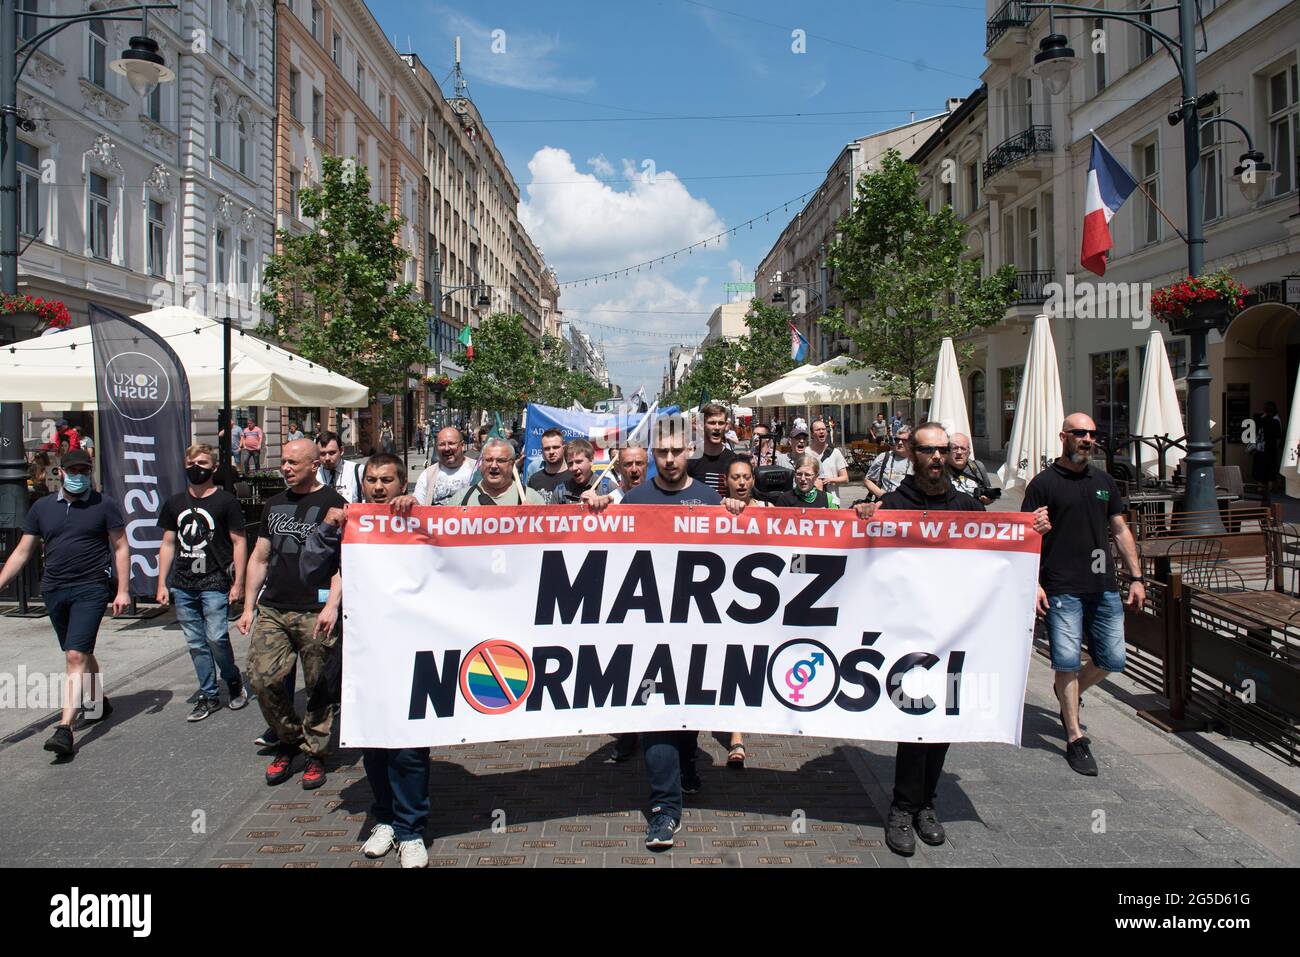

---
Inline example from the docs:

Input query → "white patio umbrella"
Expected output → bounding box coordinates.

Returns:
[737,362,821,407]
[1282,377,1300,498]
[0,305,370,410]
[781,356,932,407]
[928,337,970,438]
[998,314,1065,492]
[1132,331,1186,478]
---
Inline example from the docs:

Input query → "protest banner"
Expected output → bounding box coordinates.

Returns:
[340,505,1041,749]
[521,402,680,488]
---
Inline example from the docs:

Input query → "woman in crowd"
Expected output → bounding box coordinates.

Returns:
[773,453,840,509]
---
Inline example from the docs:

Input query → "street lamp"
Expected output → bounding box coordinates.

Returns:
[1026,0,1269,534]
[0,3,177,530]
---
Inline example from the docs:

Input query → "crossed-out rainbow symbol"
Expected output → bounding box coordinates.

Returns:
[459,639,535,715]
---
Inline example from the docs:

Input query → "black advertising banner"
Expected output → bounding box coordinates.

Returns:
[90,304,191,597]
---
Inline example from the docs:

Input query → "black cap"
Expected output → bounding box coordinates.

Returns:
[60,449,92,469]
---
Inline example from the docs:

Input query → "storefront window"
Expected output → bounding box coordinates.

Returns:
[1091,349,1130,448]
[999,365,1023,448]
[970,370,987,438]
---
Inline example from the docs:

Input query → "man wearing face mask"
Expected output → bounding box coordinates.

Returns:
[156,444,251,721]
[0,449,131,756]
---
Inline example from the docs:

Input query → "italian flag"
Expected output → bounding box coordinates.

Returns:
[458,324,473,360]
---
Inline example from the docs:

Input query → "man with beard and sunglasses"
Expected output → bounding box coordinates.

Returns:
[1022,414,1144,778]
[854,422,1051,857]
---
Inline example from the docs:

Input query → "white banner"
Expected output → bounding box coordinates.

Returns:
[340,506,1041,749]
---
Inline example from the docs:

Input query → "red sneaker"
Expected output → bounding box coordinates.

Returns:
[265,750,296,785]
[301,757,327,791]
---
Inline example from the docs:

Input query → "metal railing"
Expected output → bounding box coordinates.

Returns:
[986,0,1033,48]
[1012,269,1054,303]
[983,125,1053,181]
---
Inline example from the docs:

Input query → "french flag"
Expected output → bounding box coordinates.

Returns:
[1081,134,1138,277]
[789,320,809,362]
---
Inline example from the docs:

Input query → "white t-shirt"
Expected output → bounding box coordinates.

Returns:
[867,450,913,492]
[413,458,477,505]
[318,460,363,504]
[813,446,848,482]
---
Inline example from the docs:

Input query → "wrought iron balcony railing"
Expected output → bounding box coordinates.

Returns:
[1013,269,1054,304]
[983,125,1053,181]
[986,0,1033,48]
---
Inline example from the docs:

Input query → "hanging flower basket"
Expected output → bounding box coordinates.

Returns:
[1149,271,1247,335]
[0,292,72,339]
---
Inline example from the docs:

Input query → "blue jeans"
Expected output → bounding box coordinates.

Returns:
[1045,591,1127,673]
[642,730,698,821]
[362,747,430,842]
[240,449,260,473]
[172,587,241,699]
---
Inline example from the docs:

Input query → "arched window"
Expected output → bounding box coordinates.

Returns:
[211,97,224,160]
[88,17,107,88]
[237,113,249,175]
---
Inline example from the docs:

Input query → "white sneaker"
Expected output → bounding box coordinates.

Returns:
[362,824,396,858]
[398,839,428,869]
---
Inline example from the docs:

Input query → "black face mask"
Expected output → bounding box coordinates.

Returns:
[186,464,215,485]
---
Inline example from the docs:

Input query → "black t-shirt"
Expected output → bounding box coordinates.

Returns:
[1021,461,1125,594]
[22,490,125,590]
[687,448,737,497]
[528,467,570,494]
[773,488,836,509]
[159,488,245,592]
[257,485,345,611]
[621,478,723,506]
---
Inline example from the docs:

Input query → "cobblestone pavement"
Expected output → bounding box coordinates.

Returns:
[0,584,1291,869]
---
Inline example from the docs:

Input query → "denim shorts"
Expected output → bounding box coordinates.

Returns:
[44,580,113,654]
[1045,591,1126,673]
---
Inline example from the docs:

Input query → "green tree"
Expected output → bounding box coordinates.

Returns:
[445,313,536,415]
[823,149,1016,408]
[737,298,797,394]
[668,339,739,408]
[259,155,432,400]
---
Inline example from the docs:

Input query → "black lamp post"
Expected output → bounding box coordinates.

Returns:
[768,244,830,357]
[0,2,175,529]
[1025,0,1278,534]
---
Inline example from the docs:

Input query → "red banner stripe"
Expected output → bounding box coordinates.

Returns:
[341,505,1042,554]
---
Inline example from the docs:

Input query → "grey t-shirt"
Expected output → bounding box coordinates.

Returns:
[621,478,723,506]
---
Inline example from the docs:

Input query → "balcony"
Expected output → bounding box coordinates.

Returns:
[983,126,1053,195]
[1012,269,1053,304]
[986,0,1034,61]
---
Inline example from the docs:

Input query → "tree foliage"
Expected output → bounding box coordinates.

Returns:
[258,155,432,400]
[664,299,798,408]
[823,149,1016,405]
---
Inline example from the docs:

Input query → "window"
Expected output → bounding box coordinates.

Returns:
[1137,337,1188,380]
[1091,349,1130,445]
[288,68,300,120]
[242,4,256,69]
[19,0,38,43]
[966,161,979,213]
[1092,17,1107,94]
[238,237,250,285]
[214,228,228,283]
[1136,1,1155,63]
[1200,108,1223,221]
[1268,64,1298,196]
[237,113,249,175]
[147,81,162,122]
[1134,138,1159,245]
[312,90,324,141]
[942,176,953,209]
[332,32,342,67]
[970,370,986,438]
[88,18,107,88]
[147,200,165,277]
[211,97,224,159]
[355,62,365,100]
[88,172,110,260]
[1019,203,1039,271]
[17,141,40,238]
[310,1,322,43]
[289,170,299,219]
[999,365,1023,449]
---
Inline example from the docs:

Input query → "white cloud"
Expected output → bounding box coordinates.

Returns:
[519,147,728,280]
[727,259,750,282]
[433,8,594,94]
[586,154,615,178]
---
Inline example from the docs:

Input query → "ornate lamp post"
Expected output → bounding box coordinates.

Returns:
[1025,0,1277,534]
[0,2,175,528]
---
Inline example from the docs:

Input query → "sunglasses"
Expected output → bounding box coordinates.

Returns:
[914,445,950,456]
[1067,429,1098,439]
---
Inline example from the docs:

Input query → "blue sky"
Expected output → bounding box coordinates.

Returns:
[368,0,990,395]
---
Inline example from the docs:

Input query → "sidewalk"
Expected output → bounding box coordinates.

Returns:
[0,606,1292,868]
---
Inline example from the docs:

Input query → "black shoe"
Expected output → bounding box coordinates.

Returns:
[608,734,639,763]
[254,727,279,747]
[72,696,113,731]
[187,697,221,722]
[1065,736,1099,776]
[913,806,946,846]
[885,805,916,856]
[680,767,702,796]
[44,724,75,756]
